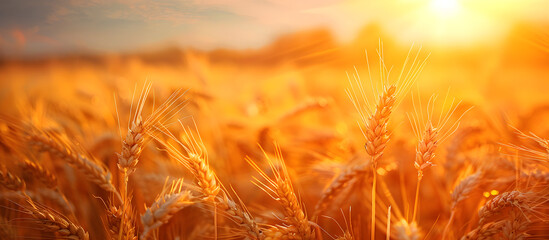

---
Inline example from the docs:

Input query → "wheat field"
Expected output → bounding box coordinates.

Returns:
[1,30,549,240]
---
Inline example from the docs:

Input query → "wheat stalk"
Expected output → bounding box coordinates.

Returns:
[4,43,549,240]
[117,84,187,239]
[117,83,185,240]
[366,84,396,240]
[345,44,428,239]
[408,91,470,225]
[346,80,398,240]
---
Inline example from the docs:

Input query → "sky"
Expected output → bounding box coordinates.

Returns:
[0,0,547,56]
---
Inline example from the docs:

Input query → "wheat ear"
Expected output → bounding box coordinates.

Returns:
[117,84,187,239]
[450,172,481,209]
[393,219,421,240]
[413,124,438,181]
[263,225,299,240]
[411,124,438,222]
[442,172,481,239]
[346,44,427,239]
[106,201,137,240]
[409,91,470,225]
[24,197,90,240]
[478,191,530,225]
[335,231,353,240]
[21,159,57,189]
[117,84,187,240]
[248,145,313,239]
[28,132,121,202]
[36,188,75,214]
[117,117,145,174]
[154,123,262,239]
[215,194,263,239]
[502,209,529,240]
[314,162,369,216]
[118,83,187,174]
[345,82,397,240]
[461,220,505,240]
[0,168,25,191]
[141,179,195,240]
[20,160,73,214]
[361,85,396,167]
[366,84,396,240]
[160,126,221,201]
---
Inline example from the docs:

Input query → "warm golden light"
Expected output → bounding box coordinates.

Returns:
[0,0,548,239]
[430,0,461,17]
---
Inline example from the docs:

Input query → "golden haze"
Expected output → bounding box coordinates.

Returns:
[0,15,548,240]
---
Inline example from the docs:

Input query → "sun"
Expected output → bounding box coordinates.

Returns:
[430,0,462,17]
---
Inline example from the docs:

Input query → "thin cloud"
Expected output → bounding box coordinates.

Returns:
[47,7,74,24]
[11,29,26,48]
[48,0,208,25]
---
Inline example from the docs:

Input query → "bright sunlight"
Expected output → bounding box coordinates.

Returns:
[430,0,462,17]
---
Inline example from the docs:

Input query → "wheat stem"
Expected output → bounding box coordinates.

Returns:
[387,206,392,240]
[372,169,377,240]
[441,210,455,240]
[411,177,421,223]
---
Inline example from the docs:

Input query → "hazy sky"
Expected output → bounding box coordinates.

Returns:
[0,0,547,56]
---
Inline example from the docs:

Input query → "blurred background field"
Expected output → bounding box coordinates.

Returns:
[1,22,548,129]
[1,0,548,121]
